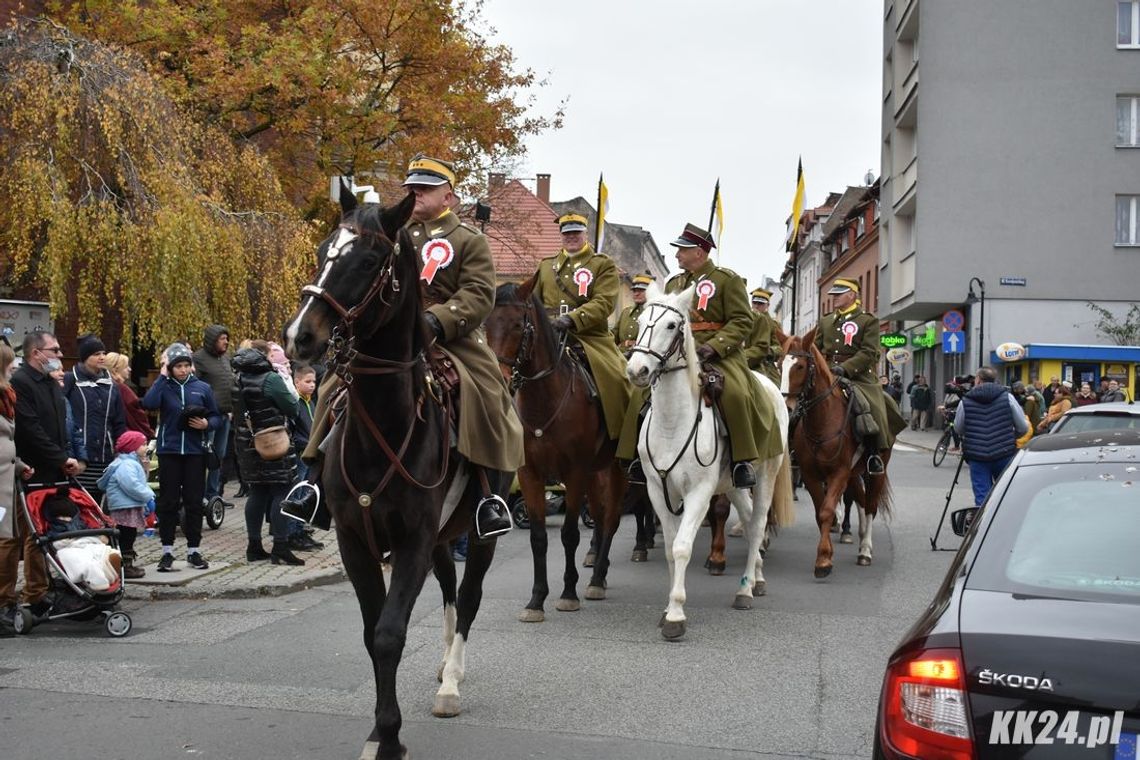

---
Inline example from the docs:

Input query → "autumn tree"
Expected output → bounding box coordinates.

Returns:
[0,18,314,347]
[49,0,560,218]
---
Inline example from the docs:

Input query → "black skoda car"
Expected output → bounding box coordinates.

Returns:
[875,430,1140,759]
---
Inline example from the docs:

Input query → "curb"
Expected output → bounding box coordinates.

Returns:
[122,567,347,601]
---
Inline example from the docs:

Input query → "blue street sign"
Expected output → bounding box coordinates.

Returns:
[942,331,965,354]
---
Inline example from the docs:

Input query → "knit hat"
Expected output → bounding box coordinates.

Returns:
[77,334,106,362]
[115,430,147,454]
[164,342,193,367]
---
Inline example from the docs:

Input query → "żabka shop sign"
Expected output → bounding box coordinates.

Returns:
[880,332,908,349]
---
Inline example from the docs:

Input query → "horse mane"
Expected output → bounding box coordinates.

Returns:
[494,281,560,362]
[807,339,834,387]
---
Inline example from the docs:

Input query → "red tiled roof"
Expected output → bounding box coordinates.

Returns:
[459,179,562,279]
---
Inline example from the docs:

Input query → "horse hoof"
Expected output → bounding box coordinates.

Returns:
[814,565,833,579]
[752,580,766,596]
[585,585,606,600]
[839,532,854,544]
[661,619,686,640]
[707,560,726,576]
[857,555,872,566]
[555,598,581,612]
[631,549,648,562]
[518,608,545,623]
[432,693,461,718]
[583,551,596,568]
[732,593,753,610]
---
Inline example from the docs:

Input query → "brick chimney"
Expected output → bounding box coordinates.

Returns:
[488,172,506,192]
[536,173,551,204]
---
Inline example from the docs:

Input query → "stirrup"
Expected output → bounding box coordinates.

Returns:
[866,453,885,475]
[474,494,512,540]
[281,482,321,524]
[626,460,646,486]
[732,461,757,488]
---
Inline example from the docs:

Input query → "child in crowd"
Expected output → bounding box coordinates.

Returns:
[285,365,322,552]
[96,430,156,579]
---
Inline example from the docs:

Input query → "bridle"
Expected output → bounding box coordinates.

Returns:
[494,300,568,394]
[783,345,854,455]
[628,302,689,385]
[301,222,402,335]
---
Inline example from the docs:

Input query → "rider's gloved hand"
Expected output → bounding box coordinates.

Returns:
[553,315,574,334]
[424,312,445,341]
[830,364,847,378]
[696,344,717,362]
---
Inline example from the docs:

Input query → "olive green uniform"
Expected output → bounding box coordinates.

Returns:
[304,210,524,472]
[814,305,907,450]
[533,245,632,440]
[612,302,645,350]
[743,310,782,385]
[617,259,782,463]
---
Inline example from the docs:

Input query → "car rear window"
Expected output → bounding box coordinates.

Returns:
[1054,413,1140,433]
[967,461,1140,602]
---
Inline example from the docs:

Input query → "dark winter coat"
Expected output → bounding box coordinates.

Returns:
[12,364,73,482]
[141,373,222,455]
[192,324,234,414]
[955,383,1027,462]
[62,365,127,464]
[232,348,298,485]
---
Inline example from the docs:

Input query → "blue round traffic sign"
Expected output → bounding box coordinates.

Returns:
[942,309,965,332]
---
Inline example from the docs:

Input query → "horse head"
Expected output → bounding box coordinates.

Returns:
[486,272,560,390]
[626,283,699,389]
[284,184,418,363]
[780,327,834,410]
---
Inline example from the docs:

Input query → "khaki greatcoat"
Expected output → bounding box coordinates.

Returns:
[743,309,782,385]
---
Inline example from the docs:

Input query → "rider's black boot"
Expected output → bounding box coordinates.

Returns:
[472,469,512,540]
[732,461,757,488]
[626,459,647,486]
[865,441,885,475]
[280,479,331,530]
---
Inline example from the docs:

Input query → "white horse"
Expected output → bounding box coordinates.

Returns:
[626,284,794,640]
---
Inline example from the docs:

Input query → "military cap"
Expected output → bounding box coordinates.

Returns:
[631,273,655,290]
[557,213,589,233]
[750,287,773,304]
[827,276,860,295]
[403,154,457,187]
[670,223,715,253]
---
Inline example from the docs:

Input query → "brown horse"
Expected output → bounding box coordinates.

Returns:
[484,276,626,622]
[778,328,892,578]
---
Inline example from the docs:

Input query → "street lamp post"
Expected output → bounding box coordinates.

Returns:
[966,277,986,368]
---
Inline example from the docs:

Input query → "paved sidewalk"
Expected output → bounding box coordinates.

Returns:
[895,426,953,453]
[123,495,345,600]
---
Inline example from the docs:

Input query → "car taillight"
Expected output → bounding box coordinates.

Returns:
[881,647,974,760]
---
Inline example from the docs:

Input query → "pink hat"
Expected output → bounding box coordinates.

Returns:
[116,430,147,454]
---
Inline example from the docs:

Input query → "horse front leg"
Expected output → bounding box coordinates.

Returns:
[661,480,715,640]
[705,493,730,575]
[556,475,585,611]
[737,458,779,608]
[434,523,498,718]
[804,474,840,579]
[517,466,550,623]
[630,483,653,561]
[856,504,874,566]
[585,463,624,600]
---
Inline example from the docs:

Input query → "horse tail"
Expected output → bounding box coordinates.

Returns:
[770,448,796,528]
[866,470,894,519]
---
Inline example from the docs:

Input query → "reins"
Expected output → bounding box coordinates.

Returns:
[784,348,856,463]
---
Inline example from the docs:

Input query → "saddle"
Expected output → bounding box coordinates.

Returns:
[698,363,724,408]
[565,342,600,400]
[835,379,878,439]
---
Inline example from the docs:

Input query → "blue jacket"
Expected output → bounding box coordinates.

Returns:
[954,382,1028,462]
[96,453,155,511]
[62,365,127,464]
[141,374,221,455]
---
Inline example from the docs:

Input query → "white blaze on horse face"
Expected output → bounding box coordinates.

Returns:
[284,227,358,352]
[779,353,796,395]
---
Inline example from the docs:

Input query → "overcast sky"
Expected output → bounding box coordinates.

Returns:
[478,0,883,289]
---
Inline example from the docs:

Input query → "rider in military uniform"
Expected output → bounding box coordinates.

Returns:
[618,223,783,488]
[743,287,781,384]
[613,273,654,352]
[281,154,523,538]
[813,277,907,475]
[531,213,632,442]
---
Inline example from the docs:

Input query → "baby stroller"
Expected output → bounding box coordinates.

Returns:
[11,480,133,637]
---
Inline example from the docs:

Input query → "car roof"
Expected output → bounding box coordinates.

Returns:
[1061,401,1139,416]
[1021,428,1140,461]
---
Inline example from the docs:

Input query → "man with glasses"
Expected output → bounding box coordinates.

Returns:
[10,331,85,618]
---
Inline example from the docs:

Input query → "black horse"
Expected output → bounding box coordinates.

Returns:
[283,188,504,760]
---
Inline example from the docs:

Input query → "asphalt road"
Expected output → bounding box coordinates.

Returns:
[0,442,976,759]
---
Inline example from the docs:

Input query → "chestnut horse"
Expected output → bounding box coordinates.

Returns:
[284,189,506,760]
[484,276,626,623]
[778,328,893,578]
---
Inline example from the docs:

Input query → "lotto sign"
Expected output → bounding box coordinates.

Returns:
[886,348,911,365]
[573,267,593,297]
[695,280,716,310]
[995,342,1026,362]
[420,239,455,285]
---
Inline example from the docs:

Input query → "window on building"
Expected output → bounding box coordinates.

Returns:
[1119,1,1140,47]
[1118,96,1140,146]
[1115,195,1140,245]
[857,215,866,238]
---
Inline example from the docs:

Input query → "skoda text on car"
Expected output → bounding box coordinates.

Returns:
[875,429,1140,759]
